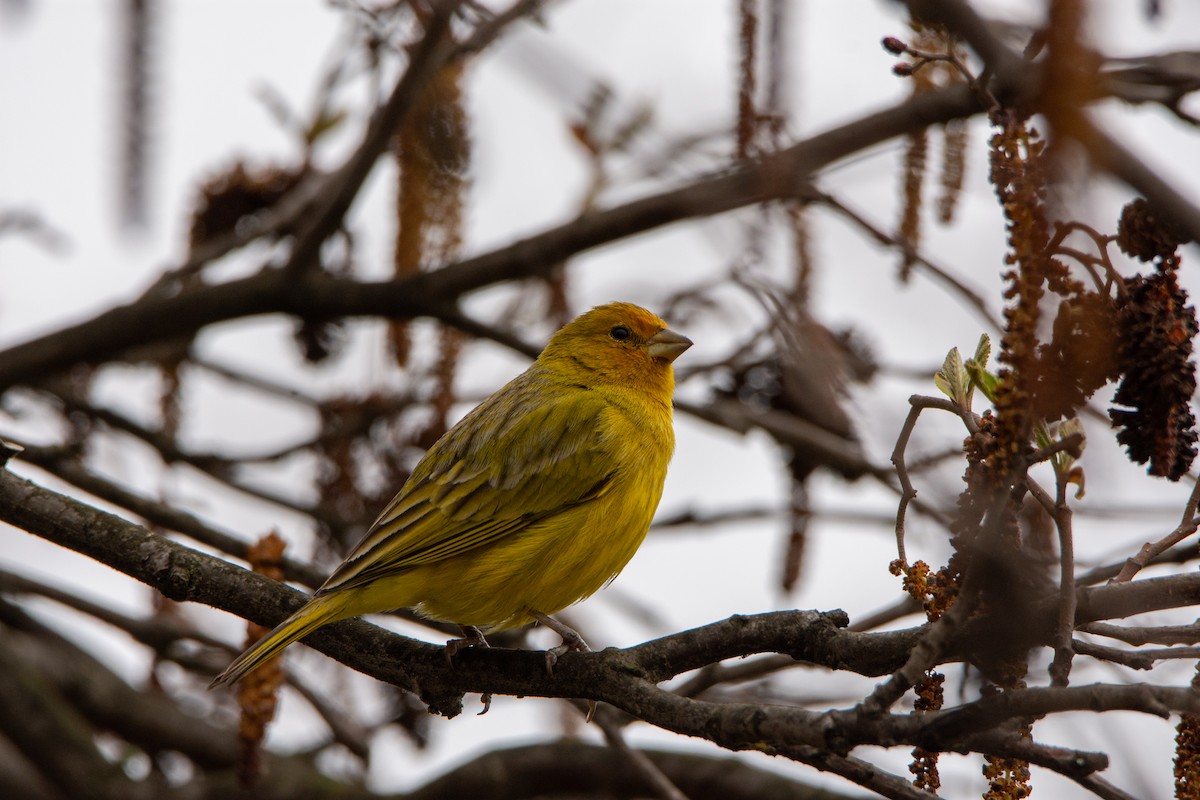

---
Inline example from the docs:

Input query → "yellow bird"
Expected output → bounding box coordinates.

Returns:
[211,302,691,687]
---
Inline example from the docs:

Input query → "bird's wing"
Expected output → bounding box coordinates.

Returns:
[316,378,614,595]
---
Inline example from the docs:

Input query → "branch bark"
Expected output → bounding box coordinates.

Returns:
[2,464,1195,782]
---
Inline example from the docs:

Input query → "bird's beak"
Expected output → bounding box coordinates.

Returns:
[647,328,693,362]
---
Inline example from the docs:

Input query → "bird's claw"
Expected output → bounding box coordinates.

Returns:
[443,627,493,712]
[529,610,590,675]
[542,627,590,675]
[444,625,490,666]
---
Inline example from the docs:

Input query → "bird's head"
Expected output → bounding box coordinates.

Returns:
[539,302,692,392]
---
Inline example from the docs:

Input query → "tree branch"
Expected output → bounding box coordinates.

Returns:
[5,461,1199,791]
[0,82,983,391]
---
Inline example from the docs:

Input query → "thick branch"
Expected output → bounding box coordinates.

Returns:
[4,465,1199,776]
[0,83,981,390]
[0,618,145,800]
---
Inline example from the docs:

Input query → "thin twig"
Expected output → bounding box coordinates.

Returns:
[1079,621,1200,647]
[0,567,227,650]
[593,709,691,800]
[190,356,323,407]
[673,654,801,698]
[1069,773,1142,800]
[813,191,1002,331]
[12,442,327,587]
[856,584,979,715]
[650,505,780,531]
[1027,473,1077,686]
[1073,639,1200,670]
[1051,475,1077,687]
[890,394,978,565]
[848,595,923,632]
[1026,432,1085,466]
[778,744,948,800]
[1110,478,1200,582]
[1077,541,1200,586]
[890,402,924,566]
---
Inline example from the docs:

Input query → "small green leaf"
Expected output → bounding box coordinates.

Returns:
[972,333,991,367]
[934,347,966,404]
[964,333,996,404]
[965,361,999,403]
[933,371,954,400]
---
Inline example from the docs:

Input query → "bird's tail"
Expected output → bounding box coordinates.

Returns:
[209,593,347,689]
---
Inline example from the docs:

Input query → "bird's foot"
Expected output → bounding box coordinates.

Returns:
[530,611,590,675]
[444,625,490,666]
[445,626,493,714]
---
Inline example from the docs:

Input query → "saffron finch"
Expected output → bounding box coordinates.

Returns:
[212,302,691,687]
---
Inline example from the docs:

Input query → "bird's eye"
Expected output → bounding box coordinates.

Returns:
[610,325,631,341]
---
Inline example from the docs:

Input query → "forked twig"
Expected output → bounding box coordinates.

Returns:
[1111,477,1200,582]
[890,394,980,564]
